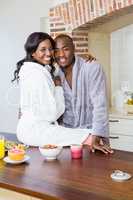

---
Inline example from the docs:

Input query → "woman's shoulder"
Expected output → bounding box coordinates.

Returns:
[19,62,46,81]
[20,62,41,72]
[20,62,47,74]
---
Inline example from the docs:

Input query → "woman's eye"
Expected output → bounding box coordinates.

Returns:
[48,48,54,51]
[40,48,53,52]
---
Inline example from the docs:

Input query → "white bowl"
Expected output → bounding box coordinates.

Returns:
[39,145,63,160]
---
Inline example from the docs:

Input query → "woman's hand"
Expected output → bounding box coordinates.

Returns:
[82,54,96,62]
[83,135,114,154]
[54,76,62,86]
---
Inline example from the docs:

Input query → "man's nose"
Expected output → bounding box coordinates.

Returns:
[57,49,65,57]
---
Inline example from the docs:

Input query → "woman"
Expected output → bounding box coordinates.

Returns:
[13,32,90,146]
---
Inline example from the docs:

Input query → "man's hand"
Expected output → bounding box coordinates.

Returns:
[83,135,114,154]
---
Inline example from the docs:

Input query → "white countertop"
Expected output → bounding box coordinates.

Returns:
[109,107,133,120]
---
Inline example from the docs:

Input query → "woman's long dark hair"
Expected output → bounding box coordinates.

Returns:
[12,32,55,82]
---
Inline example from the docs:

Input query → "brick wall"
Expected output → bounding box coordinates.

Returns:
[49,0,133,56]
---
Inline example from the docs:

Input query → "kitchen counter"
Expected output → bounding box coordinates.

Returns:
[109,107,133,120]
[0,133,133,200]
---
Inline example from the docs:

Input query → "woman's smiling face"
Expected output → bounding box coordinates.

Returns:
[32,39,54,65]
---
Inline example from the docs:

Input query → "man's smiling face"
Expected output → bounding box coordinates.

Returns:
[54,37,75,69]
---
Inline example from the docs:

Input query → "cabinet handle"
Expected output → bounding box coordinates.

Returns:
[109,120,119,123]
[109,136,119,139]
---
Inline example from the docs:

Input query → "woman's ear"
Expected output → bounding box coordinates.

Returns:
[32,52,35,58]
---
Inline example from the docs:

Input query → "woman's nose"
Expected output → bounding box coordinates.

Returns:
[45,49,52,56]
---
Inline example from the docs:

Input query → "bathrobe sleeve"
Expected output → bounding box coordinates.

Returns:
[88,62,109,137]
[21,69,64,122]
[54,86,65,120]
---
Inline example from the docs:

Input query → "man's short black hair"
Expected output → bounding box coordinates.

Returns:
[54,34,74,45]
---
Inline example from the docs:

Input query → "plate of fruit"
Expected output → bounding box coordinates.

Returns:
[5,140,29,151]
[4,143,30,164]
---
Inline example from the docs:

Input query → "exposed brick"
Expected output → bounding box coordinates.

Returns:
[50,28,66,32]
[49,0,133,56]
[118,2,122,8]
[77,2,83,25]
[72,37,88,41]
[75,48,89,53]
[50,17,62,22]
[50,23,54,27]
[62,4,68,24]
[73,0,78,20]
[50,8,54,12]
[128,0,132,4]
[55,23,65,26]
[81,0,86,23]
[59,6,62,16]
[76,43,88,47]
[49,12,54,17]
[77,53,89,57]
[84,0,91,20]
[72,31,88,36]
[66,3,71,24]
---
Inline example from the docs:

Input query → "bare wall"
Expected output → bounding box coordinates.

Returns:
[0,0,56,133]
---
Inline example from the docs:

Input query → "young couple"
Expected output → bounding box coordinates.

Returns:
[13,32,113,154]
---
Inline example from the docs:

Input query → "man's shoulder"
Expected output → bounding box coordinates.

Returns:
[76,56,102,73]
[84,60,101,68]
[76,55,100,66]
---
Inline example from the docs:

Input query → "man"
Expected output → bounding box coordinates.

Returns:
[54,34,113,154]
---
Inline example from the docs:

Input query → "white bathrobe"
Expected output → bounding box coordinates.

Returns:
[17,62,89,146]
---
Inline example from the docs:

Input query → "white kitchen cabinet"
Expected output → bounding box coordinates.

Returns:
[0,188,42,200]
[0,188,31,200]
[109,115,133,152]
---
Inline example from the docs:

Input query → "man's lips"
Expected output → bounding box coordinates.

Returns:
[58,57,67,63]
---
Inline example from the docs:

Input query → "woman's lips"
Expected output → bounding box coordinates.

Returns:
[44,57,51,61]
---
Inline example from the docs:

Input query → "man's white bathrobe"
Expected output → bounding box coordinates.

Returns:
[17,62,89,146]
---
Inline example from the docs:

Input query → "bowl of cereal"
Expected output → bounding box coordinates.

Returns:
[39,144,63,160]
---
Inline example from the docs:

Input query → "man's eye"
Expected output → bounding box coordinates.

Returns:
[54,47,70,52]
[63,47,69,51]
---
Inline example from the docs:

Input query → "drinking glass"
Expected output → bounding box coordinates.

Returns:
[70,144,83,159]
[0,135,5,159]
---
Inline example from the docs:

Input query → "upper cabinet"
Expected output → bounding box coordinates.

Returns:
[87,12,133,108]
[111,24,133,97]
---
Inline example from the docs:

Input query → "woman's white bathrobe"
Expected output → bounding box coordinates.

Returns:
[17,62,89,146]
